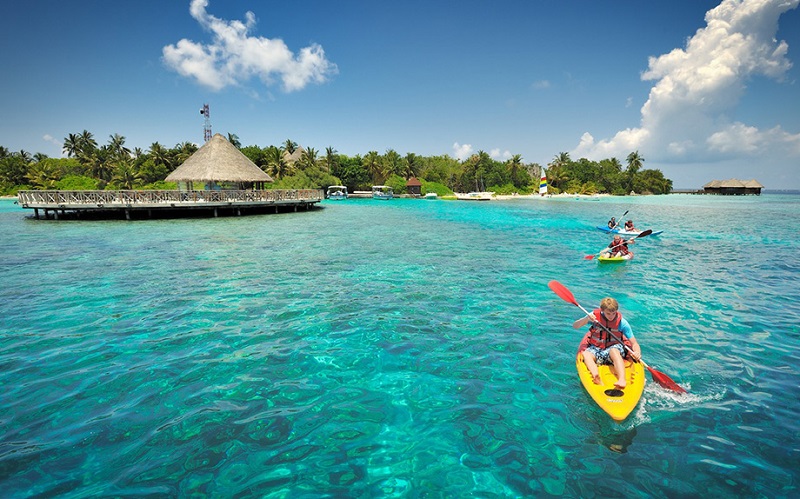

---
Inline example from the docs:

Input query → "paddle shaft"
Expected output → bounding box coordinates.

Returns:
[610,209,629,230]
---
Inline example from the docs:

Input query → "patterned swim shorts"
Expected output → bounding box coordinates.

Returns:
[585,343,626,365]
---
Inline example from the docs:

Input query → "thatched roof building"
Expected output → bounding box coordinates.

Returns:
[283,145,306,165]
[166,134,273,188]
[703,178,763,195]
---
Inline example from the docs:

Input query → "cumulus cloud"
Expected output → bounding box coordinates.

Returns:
[490,148,512,160]
[163,0,338,92]
[453,142,473,160]
[572,0,800,170]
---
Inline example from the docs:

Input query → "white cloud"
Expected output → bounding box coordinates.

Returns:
[489,148,512,160]
[532,80,551,90]
[163,0,338,92]
[453,142,473,160]
[572,0,800,175]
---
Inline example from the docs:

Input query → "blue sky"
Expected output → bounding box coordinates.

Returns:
[2,0,799,189]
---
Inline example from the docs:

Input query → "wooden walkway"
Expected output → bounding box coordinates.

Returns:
[17,189,324,220]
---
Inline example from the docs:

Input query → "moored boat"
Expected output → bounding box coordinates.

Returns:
[456,191,493,201]
[326,185,348,200]
[372,185,393,200]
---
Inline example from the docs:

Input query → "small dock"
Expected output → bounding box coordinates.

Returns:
[17,189,324,220]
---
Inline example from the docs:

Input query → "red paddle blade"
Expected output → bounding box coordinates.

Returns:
[645,365,687,393]
[548,280,578,306]
[584,254,596,260]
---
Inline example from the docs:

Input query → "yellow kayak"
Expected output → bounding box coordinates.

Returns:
[597,253,633,263]
[576,350,645,422]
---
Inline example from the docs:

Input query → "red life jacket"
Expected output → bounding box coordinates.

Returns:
[587,309,624,349]
[608,239,630,255]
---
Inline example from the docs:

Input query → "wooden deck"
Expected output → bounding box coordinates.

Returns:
[17,189,324,220]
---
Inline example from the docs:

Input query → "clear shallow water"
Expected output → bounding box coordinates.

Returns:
[1,194,798,497]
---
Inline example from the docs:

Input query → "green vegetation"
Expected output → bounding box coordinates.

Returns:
[0,131,672,196]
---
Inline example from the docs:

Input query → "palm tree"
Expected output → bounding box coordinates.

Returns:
[299,147,319,170]
[63,133,81,158]
[382,149,402,178]
[325,146,338,172]
[111,159,142,189]
[148,142,170,167]
[26,161,60,189]
[283,139,297,155]
[108,133,130,159]
[227,133,241,148]
[173,142,198,165]
[265,145,292,179]
[404,152,420,179]
[363,151,383,184]
[626,151,644,193]
[552,152,571,168]
[507,154,523,187]
[78,130,98,155]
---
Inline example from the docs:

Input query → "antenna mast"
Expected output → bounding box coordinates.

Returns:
[200,103,212,142]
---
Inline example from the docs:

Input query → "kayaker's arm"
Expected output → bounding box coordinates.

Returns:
[573,315,594,329]
[628,337,642,362]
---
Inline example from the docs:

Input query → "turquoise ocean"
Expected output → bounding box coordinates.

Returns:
[1,193,798,498]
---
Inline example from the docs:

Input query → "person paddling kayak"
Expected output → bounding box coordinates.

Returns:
[573,297,641,389]
[601,234,634,258]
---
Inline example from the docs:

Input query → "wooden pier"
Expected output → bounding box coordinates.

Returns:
[17,189,324,220]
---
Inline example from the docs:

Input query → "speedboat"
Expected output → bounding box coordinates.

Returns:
[456,192,493,201]
[372,185,393,200]
[326,185,348,200]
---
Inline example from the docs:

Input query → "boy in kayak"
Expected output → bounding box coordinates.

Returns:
[624,220,639,232]
[602,235,633,257]
[607,217,617,229]
[573,297,642,389]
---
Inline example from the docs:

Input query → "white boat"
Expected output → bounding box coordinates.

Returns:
[424,192,438,199]
[456,192,493,201]
[326,185,348,200]
[372,185,393,200]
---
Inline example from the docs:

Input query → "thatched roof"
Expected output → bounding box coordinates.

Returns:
[283,145,306,165]
[742,179,764,188]
[166,134,273,183]
[704,178,763,189]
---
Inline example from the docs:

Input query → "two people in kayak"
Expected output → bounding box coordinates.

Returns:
[573,297,642,389]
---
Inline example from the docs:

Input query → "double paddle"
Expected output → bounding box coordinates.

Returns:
[585,229,653,260]
[608,209,628,230]
[547,280,687,394]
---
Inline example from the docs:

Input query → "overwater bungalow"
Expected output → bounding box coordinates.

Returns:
[17,134,323,220]
[703,179,763,195]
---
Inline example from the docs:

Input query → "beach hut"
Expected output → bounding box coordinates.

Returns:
[166,133,273,191]
[703,178,763,195]
[406,177,422,196]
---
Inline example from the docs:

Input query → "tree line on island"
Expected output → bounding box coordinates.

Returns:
[0,130,673,196]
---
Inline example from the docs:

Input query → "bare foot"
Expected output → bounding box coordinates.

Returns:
[614,379,627,389]
[591,373,602,385]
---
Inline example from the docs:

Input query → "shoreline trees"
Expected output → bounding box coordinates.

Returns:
[0,132,672,196]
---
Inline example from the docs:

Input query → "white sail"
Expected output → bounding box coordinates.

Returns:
[539,168,548,196]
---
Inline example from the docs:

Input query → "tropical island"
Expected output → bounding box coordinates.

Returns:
[0,131,672,197]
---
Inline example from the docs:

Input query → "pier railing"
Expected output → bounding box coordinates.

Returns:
[17,189,323,208]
